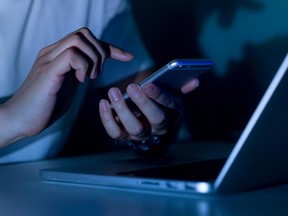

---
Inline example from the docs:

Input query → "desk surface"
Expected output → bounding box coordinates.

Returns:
[0,142,287,216]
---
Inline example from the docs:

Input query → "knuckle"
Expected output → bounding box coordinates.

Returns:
[38,47,48,57]
[38,63,50,74]
[133,95,149,107]
[112,102,124,111]
[79,58,90,69]
[110,132,122,139]
[164,96,175,108]
[79,27,91,35]
[100,112,112,122]
[139,97,150,106]
[68,34,83,47]
[152,113,166,127]
[130,125,145,137]
[63,48,77,59]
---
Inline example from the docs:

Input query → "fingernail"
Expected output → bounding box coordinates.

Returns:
[127,84,141,98]
[124,52,134,59]
[100,99,109,111]
[142,83,157,97]
[193,78,200,88]
[109,88,121,101]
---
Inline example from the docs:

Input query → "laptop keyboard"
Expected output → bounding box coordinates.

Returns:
[117,158,226,182]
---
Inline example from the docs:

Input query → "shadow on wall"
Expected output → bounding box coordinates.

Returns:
[130,0,288,141]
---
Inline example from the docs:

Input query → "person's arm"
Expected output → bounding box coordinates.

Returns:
[0,27,133,148]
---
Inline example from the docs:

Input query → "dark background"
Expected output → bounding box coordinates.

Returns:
[129,0,288,142]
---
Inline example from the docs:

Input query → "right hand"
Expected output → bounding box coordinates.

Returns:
[0,27,133,147]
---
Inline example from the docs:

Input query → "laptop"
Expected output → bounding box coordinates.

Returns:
[40,53,288,194]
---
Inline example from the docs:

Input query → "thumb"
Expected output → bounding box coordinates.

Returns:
[181,78,200,94]
[109,44,134,62]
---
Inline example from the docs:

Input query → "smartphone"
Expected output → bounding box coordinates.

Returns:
[123,59,214,99]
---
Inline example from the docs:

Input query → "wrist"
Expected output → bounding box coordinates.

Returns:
[0,103,25,148]
[126,134,166,152]
[117,126,181,156]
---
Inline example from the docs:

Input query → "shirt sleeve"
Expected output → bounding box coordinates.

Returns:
[92,1,154,88]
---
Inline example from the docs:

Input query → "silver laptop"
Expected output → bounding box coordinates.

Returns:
[40,53,288,194]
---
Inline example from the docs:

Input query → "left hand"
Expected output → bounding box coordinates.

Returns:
[99,78,199,143]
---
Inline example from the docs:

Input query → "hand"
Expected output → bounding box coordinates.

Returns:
[0,27,133,147]
[99,78,199,145]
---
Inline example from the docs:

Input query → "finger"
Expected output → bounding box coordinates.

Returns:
[37,28,87,58]
[38,27,133,79]
[109,44,134,62]
[108,87,147,139]
[39,28,113,80]
[99,99,127,139]
[181,78,200,94]
[127,84,167,134]
[44,47,91,89]
[38,28,97,57]
[142,83,177,110]
[44,32,102,79]
[73,28,133,62]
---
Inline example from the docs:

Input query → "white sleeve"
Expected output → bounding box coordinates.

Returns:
[92,1,153,88]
